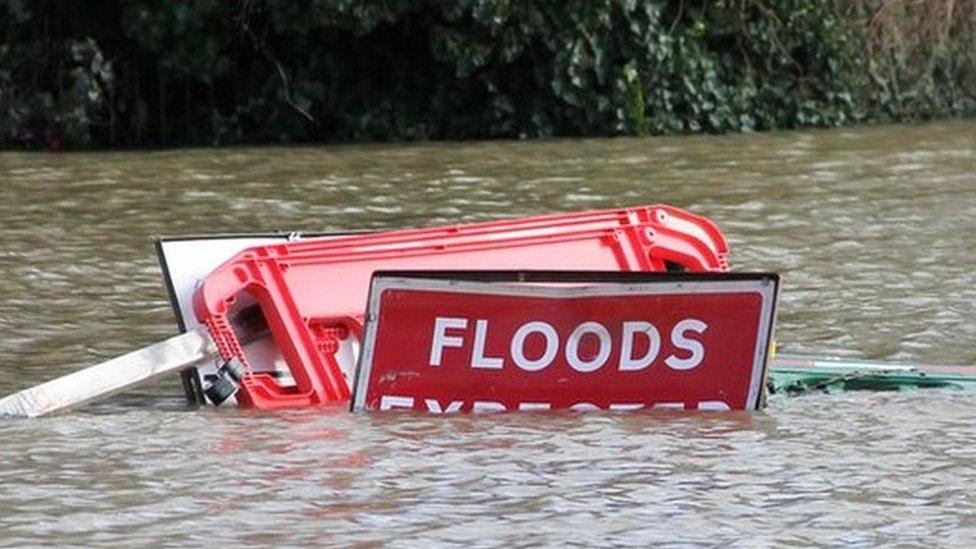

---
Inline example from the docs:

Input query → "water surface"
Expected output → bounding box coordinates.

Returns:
[1,121,975,546]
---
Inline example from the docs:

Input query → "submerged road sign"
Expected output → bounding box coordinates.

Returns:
[352,272,779,413]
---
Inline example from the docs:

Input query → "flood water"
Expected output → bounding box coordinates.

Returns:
[1,120,975,546]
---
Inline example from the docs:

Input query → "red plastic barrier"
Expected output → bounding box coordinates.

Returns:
[281,204,728,269]
[192,205,730,410]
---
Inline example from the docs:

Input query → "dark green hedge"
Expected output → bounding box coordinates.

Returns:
[2,0,974,148]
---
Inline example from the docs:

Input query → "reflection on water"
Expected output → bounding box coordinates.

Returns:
[1,121,975,545]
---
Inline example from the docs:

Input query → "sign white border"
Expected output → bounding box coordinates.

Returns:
[352,275,778,412]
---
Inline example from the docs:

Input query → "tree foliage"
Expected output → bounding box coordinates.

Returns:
[2,0,974,148]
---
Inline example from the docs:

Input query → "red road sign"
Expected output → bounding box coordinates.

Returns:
[352,272,778,413]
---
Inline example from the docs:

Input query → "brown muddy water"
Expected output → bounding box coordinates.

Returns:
[1,121,975,546]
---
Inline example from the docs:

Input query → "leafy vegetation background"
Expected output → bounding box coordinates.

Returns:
[2,0,974,148]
